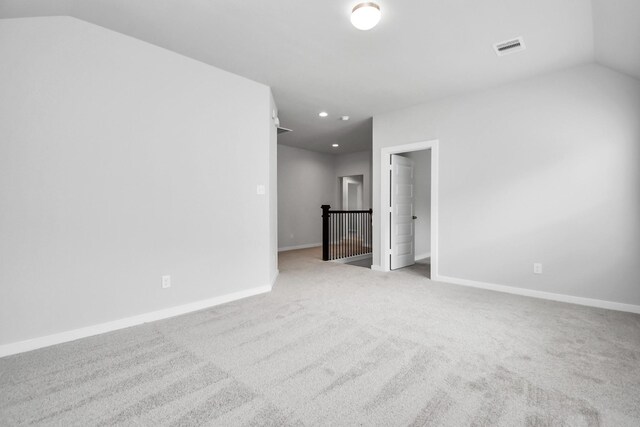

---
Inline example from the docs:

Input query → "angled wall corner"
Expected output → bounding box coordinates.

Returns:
[592,0,640,81]
[0,16,276,351]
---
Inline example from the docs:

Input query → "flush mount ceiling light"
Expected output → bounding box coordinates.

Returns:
[351,2,381,31]
[319,111,328,117]
[332,144,340,147]
[340,115,350,121]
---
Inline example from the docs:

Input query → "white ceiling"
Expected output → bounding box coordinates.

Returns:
[1,1,637,154]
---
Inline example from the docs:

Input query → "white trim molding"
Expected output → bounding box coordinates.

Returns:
[278,243,322,252]
[415,252,431,261]
[435,274,640,314]
[0,285,272,358]
[270,269,280,288]
[370,264,387,272]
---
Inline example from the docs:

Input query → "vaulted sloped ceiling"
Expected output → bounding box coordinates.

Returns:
[1,1,638,153]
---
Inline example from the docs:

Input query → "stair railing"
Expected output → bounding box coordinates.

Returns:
[321,205,372,261]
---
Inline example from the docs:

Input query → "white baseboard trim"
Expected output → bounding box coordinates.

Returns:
[370,264,388,272]
[270,269,280,288]
[0,284,272,358]
[415,252,431,261]
[435,274,640,314]
[278,243,321,252]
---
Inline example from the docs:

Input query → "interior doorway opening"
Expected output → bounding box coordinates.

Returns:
[391,150,432,276]
[379,139,439,278]
[339,175,364,210]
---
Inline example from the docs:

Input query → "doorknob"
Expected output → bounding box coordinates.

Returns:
[412,216,418,219]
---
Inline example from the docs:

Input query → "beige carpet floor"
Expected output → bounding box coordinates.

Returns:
[1,247,639,426]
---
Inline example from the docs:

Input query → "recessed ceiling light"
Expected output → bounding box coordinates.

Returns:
[351,2,381,31]
[340,116,350,121]
[332,144,340,147]
[319,111,328,117]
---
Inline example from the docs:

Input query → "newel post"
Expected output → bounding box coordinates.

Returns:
[321,205,331,261]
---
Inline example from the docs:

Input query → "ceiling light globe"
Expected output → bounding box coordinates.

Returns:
[351,2,381,31]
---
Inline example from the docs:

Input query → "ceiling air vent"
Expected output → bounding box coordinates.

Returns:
[493,37,526,56]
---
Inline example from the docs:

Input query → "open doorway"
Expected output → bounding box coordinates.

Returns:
[336,174,373,268]
[378,140,439,278]
[391,150,431,276]
[339,175,364,210]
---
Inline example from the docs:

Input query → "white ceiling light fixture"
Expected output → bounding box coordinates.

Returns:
[332,144,340,147]
[340,115,350,121]
[319,111,328,117]
[351,2,381,31]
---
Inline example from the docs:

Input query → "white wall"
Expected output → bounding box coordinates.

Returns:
[341,176,363,210]
[278,147,372,250]
[373,64,640,307]
[0,17,277,348]
[404,150,431,259]
[277,145,335,250]
[335,150,372,209]
[592,0,640,81]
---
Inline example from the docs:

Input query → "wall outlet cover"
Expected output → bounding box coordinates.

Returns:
[161,275,171,288]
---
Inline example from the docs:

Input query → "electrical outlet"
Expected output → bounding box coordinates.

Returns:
[533,263,543,274]
[161,275,171,289]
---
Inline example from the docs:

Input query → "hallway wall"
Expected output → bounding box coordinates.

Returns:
[335,150,372,209]
[278,146,372,251]
[277,145,335,250]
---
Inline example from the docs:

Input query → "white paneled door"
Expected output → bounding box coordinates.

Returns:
[390,154,415,270]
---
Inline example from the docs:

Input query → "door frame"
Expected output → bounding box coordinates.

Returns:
[379,139,439,277]
[341,175,364,210]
